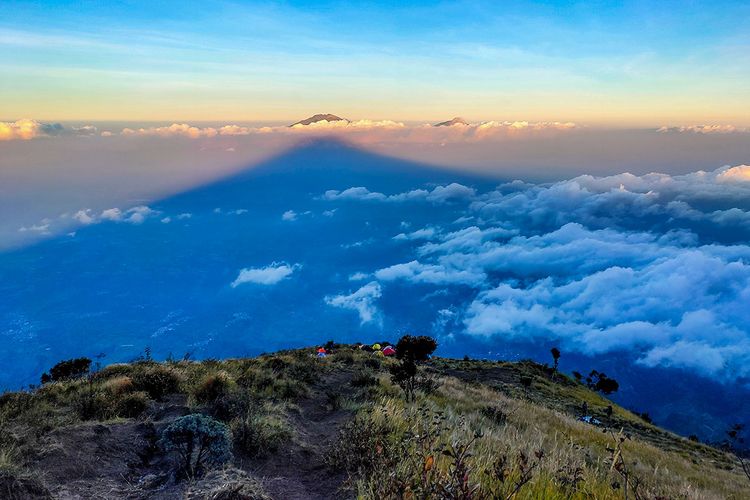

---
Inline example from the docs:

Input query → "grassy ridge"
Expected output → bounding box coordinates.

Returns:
[0,346,748,499]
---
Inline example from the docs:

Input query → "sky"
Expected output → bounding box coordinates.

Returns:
[1,0,750,125]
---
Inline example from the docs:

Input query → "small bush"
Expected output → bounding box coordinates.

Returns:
[334,350,356,365]
[193,371,233,404]
[0,393,34,420]
[102,376,134,396]
[363,357,382,370]
[481,405,508,426]
[232,411,291,457]
[132,366,182,400]
[415,374,440,395]
[72,387,109,421]
[113,391,149,418]
[94,363,133,380]
[40,357,91,384]
[351,371,379,388]
[159,414,232,479]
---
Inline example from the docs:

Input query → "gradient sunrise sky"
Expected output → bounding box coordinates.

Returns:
[1,0,749,126]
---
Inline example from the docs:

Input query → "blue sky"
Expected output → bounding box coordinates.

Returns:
[1,0,749,123]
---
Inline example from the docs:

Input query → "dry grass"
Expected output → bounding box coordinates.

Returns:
[335,372,750,499]
[1,346,748,499]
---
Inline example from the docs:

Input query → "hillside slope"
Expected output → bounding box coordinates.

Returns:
[1,346,748,499]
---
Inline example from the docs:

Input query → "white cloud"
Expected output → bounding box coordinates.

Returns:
[281,210,297,221]
[231,262,301,287]
[124,205,157,224]
[469,165,750,231]
[393,227,438,241]
[657,124,746,134]
[100,208,123,221]
[122,123,220,138]
[323,187,387,201]
[323,183,476,204]
[73,209,95,225]
[325,281,382,325]
[426,183,476,202]
[375,260,484,286]
[18,222,50,233]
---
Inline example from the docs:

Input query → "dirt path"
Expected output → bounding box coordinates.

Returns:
[249,370,356,500]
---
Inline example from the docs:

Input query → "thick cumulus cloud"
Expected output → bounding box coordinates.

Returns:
[231,262,300,287]
[323,165,750,381]
[0,119,66,140]
[325,281,382,325]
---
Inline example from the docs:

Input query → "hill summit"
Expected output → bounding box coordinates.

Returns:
[434,116,469,126]
[290,113,347,127]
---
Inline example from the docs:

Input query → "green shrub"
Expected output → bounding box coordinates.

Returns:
[93,363,133,380]
[72,386,108,421]
[193,371,233,404]
[132,366,182,400]
[334,350,356,365]
[232,411,291,457]
[0,393,34,420]
[113,391,149,418]
[350,371,379,388]
[363,357,382,370]
[159,414,232,479]
[102,376,134,396]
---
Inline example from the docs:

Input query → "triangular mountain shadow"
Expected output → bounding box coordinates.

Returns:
[0,138,501,389]
[159,137,502,212]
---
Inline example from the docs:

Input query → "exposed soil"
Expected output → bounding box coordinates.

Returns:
[19,372,357,499]
[247,370,355,500]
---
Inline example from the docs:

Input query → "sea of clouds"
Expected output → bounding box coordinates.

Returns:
[321,165,750,383]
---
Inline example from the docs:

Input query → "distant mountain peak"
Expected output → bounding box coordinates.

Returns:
[290,114,348,127]
[434,117,469,127]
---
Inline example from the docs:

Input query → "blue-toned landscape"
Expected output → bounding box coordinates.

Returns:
[3,138,750,446]
[3,1,750,498]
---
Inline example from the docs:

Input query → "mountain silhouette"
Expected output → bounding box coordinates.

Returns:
[289,114,347,126]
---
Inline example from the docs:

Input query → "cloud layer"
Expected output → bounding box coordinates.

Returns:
[322,166,750,381]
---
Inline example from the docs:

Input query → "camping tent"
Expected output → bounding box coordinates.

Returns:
[382,346,396,356]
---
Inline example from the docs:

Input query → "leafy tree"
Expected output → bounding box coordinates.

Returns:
[159,414,232,479]
[586,370,619,395]
[391,335,438,401]
[550,347,561,379]
[395,335,437,363]
[41,357,91,384]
